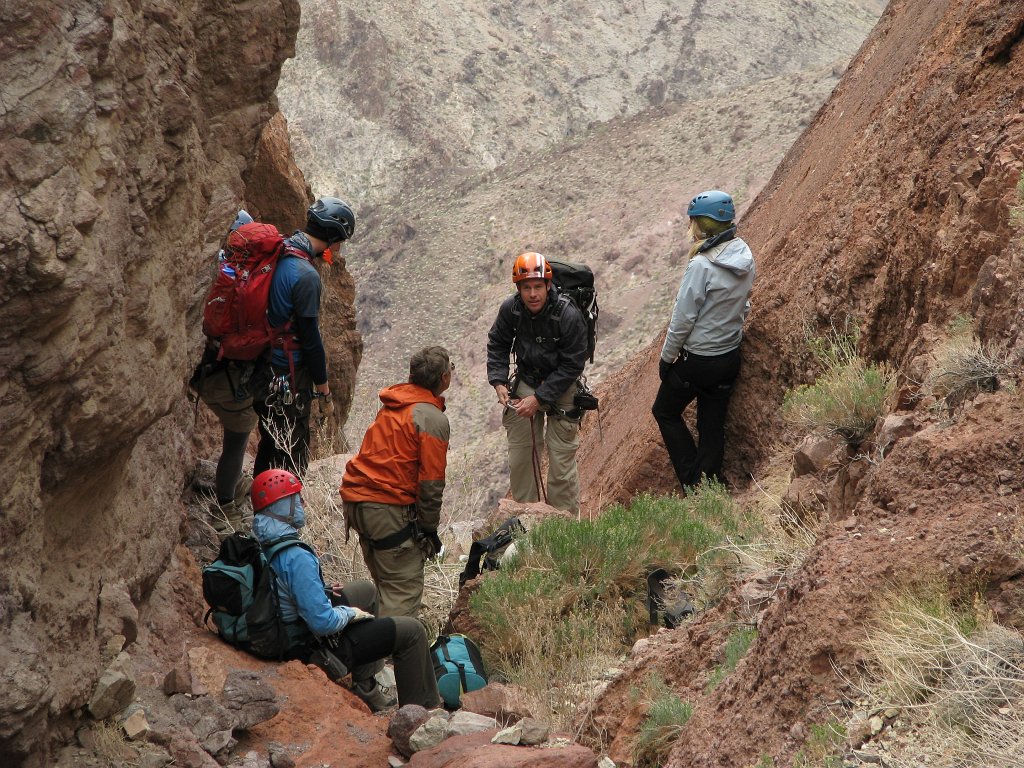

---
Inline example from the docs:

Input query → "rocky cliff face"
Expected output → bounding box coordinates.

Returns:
[0,3,359,761]
[576,0,1024,764]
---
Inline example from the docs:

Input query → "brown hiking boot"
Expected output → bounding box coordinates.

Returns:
[233,474,253,507]
[210,500,246,538]
[353,678,397,713]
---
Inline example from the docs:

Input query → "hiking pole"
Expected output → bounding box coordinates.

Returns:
[529,416,547,504]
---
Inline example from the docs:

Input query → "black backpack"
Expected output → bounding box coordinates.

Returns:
[458,517,525,587]
[202,533,312,659]
[548,259,599,363]
[646,568,695,629]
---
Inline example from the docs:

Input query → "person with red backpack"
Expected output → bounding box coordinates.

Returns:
[250,196,355,478]
[192,210,261,536]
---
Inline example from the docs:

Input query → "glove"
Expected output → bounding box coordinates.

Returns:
[659,359,673,382]
[346,606,374,623]
[420,529,444,560]
[313,392,335,422]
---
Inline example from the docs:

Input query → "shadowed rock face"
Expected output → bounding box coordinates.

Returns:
[0,2,355,761]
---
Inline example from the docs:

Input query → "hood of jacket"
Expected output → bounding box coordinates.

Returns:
[253,494,306,545]
[378,382,446,411]
[704,238,754,276]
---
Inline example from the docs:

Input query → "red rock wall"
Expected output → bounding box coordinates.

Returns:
[0,2,358,760]
[578,0,1024,509]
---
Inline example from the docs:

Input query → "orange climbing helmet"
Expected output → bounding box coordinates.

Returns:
[511,252,552,283]
[251,469,303,512]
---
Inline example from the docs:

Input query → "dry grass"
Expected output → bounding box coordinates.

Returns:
[855,587,1024,767]
[924,316,1015,410]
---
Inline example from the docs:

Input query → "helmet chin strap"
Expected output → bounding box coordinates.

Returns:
[259,494,301,527]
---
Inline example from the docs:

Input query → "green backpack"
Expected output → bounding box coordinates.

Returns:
[202,533,311,659]
[430,633,488,708]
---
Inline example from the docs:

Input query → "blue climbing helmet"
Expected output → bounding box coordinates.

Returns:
[687,190,735,222]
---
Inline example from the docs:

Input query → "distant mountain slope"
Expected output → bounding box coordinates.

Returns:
[280,0,884,204]
[278,0,883,500]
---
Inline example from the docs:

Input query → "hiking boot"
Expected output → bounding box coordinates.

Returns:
[233,474,253,507]
[353,678,397,713]
[210,500,246,538]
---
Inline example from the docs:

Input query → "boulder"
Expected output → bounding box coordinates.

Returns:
[792,435,841,477]
[406,730,600,767]
[388,704,432,757]
[410,714,449,754]
[460,682,540,724]
[171,693,236,756]
[122,706,151,741]
[98,580,139,646]
[781,475,827,527]
[163,665,193,696]
[221,670,278,730]
[446,710,498,738]
[88,652,136,720]
[876,413,918,454]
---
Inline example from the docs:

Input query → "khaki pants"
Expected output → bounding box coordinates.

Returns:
[343,501,426,620]
[502,380,581,513]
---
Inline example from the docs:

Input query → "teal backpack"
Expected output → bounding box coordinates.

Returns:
[202,533,311,659]
[430,633,488,708]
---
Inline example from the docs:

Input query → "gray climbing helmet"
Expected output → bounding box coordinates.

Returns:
[306,197,356,243]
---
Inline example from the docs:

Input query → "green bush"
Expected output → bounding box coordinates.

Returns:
[635,674,694,768]
[706,625,757,692]
[783,326,896,444]
[467,483,743,727]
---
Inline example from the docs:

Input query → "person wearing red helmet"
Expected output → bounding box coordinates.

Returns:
[486,252,589,513]
[250,469,441,711]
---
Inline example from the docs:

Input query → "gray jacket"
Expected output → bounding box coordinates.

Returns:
[660,237,755,361]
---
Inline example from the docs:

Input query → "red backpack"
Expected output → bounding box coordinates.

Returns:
[202,222,286,361]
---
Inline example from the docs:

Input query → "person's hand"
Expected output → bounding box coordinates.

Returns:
[659,359,673,382]
[512,394,540,418]
[347,606,374,623]
[313,392,335,422]
[328,581,345,597]
[494,384,509,406]
[419,529,444,560]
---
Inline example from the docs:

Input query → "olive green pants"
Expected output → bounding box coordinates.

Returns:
[344,501,426,620]
[502,380,581,513]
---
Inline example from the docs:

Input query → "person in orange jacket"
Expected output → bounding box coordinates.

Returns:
[340,346,452,619]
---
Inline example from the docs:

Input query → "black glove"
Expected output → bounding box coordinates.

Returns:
[420,529,444,560]
[659,359,673,382]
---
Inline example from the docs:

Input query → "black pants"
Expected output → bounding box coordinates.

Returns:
[651,347,741,491]
[252,364,313,476]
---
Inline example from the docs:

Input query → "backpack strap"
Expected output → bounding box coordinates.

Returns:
[440,638,469,694]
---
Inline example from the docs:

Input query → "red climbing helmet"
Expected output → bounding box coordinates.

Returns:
[251,469,303,512]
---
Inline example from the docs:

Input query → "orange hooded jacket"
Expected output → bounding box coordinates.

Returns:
[339,383,449,529]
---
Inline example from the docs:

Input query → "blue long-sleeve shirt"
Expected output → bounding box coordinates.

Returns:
[252,497,356,636]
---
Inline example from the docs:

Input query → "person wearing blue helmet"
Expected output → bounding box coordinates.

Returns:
[651,190,755,491]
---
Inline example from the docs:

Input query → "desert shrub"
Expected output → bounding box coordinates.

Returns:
[793,719,846,768]
[783,325,897,444]
[856,585,1024,767]
[924,315,1015,410]
[469,483,743,727]
[706,625,757,692]
[1010,170,1024,230]
[634,674,693,767]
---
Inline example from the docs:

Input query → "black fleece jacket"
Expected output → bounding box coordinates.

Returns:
[486,287,588,405]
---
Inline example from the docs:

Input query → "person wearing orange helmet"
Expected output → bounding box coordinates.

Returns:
[249,468,442,711]
[486,252,589,512]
